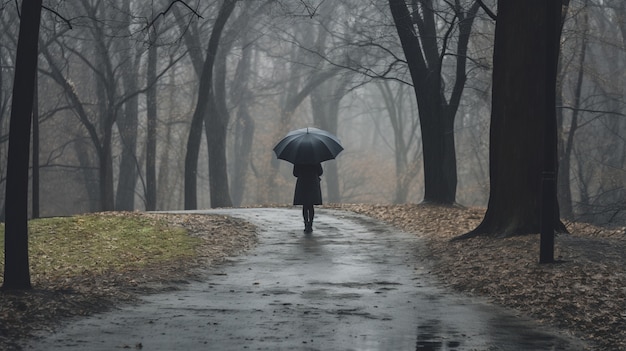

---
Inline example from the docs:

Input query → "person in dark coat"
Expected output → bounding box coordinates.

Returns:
[293,163,323,233]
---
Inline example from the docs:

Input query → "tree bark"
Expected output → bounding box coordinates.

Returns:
[115,88,139,211]
[146,41,158,211]
[32,73,40,218]
[387,0,479,205]
[204,41,233,208]
[461,0,566,238]
[115,0,140,210]
[184,0,236,210]
[3,0,42,290]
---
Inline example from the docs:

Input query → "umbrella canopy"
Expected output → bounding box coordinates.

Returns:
[273,127,343,165]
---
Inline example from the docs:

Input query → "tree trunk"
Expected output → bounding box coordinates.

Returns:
[229,36,254,207]
[462,0,566,238]
[231,104,254,206]
[387,0,479,205]
[115,93,139,211]
[204,30,233,208]
[146,41,158,211]
[3,0,42,290]
[184,0,236,210]
[32,73,40,218]
[114,0,140,211]
[74,140,100,212]
[100,126,115,211]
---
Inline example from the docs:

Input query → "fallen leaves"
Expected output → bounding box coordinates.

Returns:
[1,205,623,350]
[333,203,626,351]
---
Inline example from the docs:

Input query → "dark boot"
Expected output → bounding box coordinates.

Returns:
[304,221,312,233]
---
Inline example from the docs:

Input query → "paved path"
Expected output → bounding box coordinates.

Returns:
[24,208,586,350]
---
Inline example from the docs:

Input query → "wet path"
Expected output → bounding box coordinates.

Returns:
[24,208,585,350]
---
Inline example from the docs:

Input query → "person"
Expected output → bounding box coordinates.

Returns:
[293,163,323,233]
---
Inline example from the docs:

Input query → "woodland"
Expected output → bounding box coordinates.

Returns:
[0,1,624,256]
[0,2,624,345]
[0,0,624,223]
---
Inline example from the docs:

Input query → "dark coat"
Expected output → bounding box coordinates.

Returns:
[293,164,323,205]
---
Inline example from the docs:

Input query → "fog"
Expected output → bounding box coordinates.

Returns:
[0,0,623,225]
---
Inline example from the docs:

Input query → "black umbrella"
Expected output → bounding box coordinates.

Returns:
[273,127,343,165]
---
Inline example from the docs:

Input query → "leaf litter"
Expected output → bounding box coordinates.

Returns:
[1,205,624,350]
[332,203,626,351]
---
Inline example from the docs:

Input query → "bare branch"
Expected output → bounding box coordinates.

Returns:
[42,5,72,29]
[301,0,325,18]
[143,0,204,31]
[476,0,496,20]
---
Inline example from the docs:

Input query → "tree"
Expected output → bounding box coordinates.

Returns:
[387,0,480,205]
[145,29,159,211]
[461,0,567,238]
[114,0,142,211]
[3,0,43,290]
[184,0,236,210]
[203,2,259,208]
[229,30,255,207]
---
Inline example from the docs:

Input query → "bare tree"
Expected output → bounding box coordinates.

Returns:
[184,0,236,209]
[387,0,481,205]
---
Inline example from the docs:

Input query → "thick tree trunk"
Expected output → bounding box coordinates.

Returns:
[204,34,233,208]
[184,0,236,210]
[418,88,454,204]
[3,0,42,290]
[388,0,481,205]
[205,103,233,208]
[115,94,139,211]
[462,0,566,238]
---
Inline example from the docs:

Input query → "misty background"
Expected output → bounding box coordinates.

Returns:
[0,0,623,226]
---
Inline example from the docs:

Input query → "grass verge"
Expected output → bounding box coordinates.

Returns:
[0,212,200,286]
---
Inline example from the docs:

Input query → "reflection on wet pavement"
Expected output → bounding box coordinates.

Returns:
[24,208,587,351]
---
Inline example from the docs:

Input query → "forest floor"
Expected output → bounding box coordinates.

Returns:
[334,203,626,351]
[1,205,624,350]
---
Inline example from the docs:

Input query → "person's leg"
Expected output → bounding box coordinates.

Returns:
[302,206,308,230]
[303,205,313,232]
[309,206,315,227]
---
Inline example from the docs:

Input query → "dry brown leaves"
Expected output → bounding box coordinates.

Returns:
[0,213,257,350]
[331,203,626,351]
